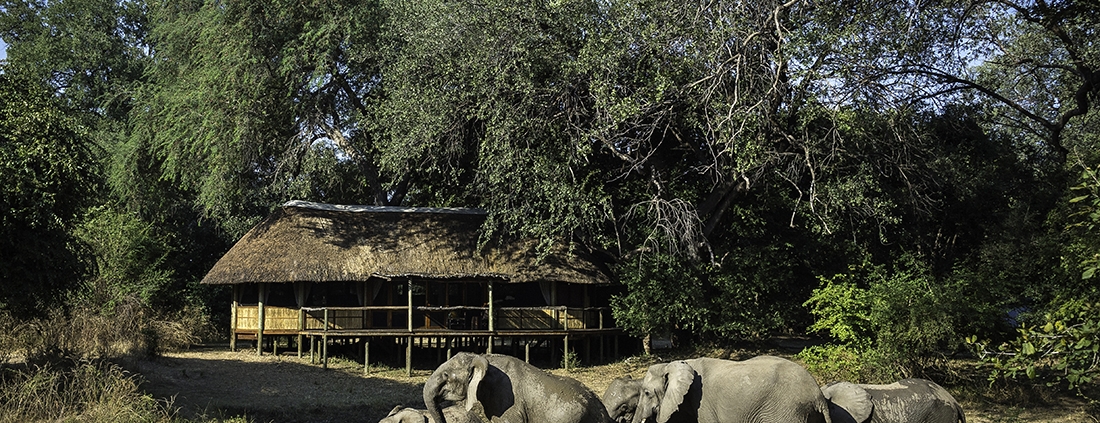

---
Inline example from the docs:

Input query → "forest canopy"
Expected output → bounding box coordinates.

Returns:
[1,0,1098,389]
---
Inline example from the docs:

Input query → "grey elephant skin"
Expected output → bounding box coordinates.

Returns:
[625,355,831,423]
[422,352,613,423]
[378,405,481,423]
[821,378,965,423]
[602,375,642,423]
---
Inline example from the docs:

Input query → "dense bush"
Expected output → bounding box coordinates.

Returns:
[799,255,973,381]
[969,295,1099,398]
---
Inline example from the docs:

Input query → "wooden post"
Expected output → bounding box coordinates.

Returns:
[487,281,494,332]
[406,336,413,377]
[487,336,493,354]
[446,337,453,360]
[525,340,531,363]
[257,283,266,356]
[364,339,371,375]
[407,281,414,332]
[564,335,570,371]
[298,309,305,358]
[323,308,329,369]
[297,283,306,359]
[230,285,239,351]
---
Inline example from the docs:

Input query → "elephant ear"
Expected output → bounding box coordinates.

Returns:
[465,354,490,412]
[822,382,873,423]
[657,361,695,423]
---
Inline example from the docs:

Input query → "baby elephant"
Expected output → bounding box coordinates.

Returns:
[821,378,965,423]
[378,405,481,423]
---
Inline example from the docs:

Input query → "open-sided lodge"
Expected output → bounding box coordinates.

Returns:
[200,201,623,372]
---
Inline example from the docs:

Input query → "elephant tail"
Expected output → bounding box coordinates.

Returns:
[955,401,966,423]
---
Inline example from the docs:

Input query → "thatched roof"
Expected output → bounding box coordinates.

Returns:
[201,201,613,285]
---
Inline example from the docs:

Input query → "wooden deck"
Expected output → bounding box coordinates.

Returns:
[231,304,625,374]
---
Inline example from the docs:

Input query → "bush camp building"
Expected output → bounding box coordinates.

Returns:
[201,200,622,372]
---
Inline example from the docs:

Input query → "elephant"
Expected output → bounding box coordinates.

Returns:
[628,355,831,423]
[602,375,642,423]
[821,378,965,423]
[378,405,481,423]
[422,352,614,423]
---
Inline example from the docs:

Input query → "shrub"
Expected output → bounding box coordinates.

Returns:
[969,293,1099,398]
[0,359,174,423]
[801,255,965,380]
[796,343,899,383]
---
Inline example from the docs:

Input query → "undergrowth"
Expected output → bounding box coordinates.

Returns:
[0,303,239,423]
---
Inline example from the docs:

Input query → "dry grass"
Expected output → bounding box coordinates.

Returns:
[0,301,215,363]
[0,303,231,423]
[0,359,174,423]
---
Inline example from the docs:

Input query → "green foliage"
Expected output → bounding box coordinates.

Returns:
[0,0,149,121]
[0,71,100,317]
[968,163,1100,398]
[611,255,708,339]
[969,295,1100,396]
[802,255,971,375]
[5,0,1099,376]
[805,270,874,346]
[1068,164,1100,281]
[74,205,174,311]
[796,344,898,384]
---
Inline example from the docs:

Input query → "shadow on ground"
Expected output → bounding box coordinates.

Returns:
[125,349,426,423]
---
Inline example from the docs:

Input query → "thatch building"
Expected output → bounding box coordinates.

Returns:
[201,200,621,370]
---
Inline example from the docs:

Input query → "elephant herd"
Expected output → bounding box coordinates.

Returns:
[377,352,966,423]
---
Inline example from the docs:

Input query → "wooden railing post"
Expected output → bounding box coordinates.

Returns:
[230,285,239,351]
[488,281,494,332]
[364,339,370,375]
[407,281,413,332]
[257,283,266,356]
[322,308,329,369]
[298,309,305,358]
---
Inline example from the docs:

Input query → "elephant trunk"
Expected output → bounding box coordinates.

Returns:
[423,371,447,423]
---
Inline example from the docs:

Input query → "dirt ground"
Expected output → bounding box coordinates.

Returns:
[125,344,1098,423]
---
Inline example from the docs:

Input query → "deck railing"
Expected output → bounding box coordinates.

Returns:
[233,305,613,334]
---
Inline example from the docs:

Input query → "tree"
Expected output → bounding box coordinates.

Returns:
[126,0,392,231]
[0,72,100,316]
[0,0,148,122]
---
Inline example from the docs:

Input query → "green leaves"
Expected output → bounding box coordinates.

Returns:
[969,296,1100,396]
[0,71,101,316]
